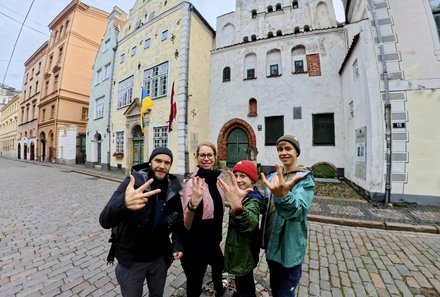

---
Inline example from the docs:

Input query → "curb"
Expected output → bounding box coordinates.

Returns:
[308,214,440,234]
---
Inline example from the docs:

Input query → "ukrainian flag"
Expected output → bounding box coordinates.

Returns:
[140,87,154,133]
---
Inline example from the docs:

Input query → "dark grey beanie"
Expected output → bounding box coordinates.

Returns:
[276,135,301,156]
[149,147,173,163]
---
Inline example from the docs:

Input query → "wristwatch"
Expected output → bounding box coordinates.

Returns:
[232,206,244,217]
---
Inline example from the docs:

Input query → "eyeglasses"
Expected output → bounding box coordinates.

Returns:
[198,153,214,159]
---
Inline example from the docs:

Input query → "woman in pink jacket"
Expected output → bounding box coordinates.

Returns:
[181,142,226,297]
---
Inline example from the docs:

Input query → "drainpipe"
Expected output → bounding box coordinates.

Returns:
[367,0,392,205]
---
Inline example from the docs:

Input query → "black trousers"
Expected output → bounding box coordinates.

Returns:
[235,270,256,297]
[181,244,224,297]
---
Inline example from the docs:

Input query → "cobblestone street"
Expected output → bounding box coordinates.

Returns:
[0,158,439,296]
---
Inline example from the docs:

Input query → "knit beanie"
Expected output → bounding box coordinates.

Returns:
[276,135,301,156]
[232,160,258,182]
[149,147,173,164]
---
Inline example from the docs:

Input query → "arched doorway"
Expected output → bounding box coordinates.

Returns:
[226,128,249,167]
[24,143,28,160]
[94,132,102,164]
[48,131,54,162]
[30,142,35,160]
[40,132,46,161]
[18,143,21,159]
[132,126,144,166]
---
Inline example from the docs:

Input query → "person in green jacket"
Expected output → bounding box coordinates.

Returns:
[261,135,315,297]
[217,160,266,297]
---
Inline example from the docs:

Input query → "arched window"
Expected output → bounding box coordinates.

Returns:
[243,36,249,43]
[221,23,236,46]
[244,53,257,79]
[266,49,282,77]
[248,98,257,117]
[292,45,307,73]
[292,1,299,9]
[251,34,257,41]
[267,31,274,38]
[294,26,300,33]
[268,5,273,13]
[304,25,310,32]
[223,67,231,82]
[276,3,282,11]
[251,9,257,18]
[276,30,283,36]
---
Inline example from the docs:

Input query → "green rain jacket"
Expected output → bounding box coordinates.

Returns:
[224,187,266,276]
[265,166,315,268]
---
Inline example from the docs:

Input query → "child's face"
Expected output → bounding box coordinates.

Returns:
[234,171,254,190]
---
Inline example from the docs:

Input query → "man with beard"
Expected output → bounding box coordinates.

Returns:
[100,147,184,297]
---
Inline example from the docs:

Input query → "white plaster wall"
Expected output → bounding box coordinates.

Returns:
[58,127,77,161]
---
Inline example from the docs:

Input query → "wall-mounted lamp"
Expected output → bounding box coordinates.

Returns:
[174,49,179,59]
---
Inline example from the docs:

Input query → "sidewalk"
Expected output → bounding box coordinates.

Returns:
[62,162,440,234]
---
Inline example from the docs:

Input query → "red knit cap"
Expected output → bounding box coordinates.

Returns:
[232,160,258,182]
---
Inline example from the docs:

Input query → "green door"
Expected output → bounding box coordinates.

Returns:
[226,128,249,167]
[133,126,144,165]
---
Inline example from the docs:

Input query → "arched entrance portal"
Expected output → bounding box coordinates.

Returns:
[217,118,257,168]
[94,132,102,164]
[226,128,249,167]
[132,126,144,166]
[40,132,46,161]
[30,142,35,160]
[24,143,28,160]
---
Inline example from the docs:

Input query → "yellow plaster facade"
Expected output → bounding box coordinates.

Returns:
[0,95,20,158]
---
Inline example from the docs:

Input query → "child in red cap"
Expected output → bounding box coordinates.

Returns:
[218,160,266,297]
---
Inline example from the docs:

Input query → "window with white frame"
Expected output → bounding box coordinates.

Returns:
[117,75,134,108]
[144,38,151,49]
[292,45,307,73]
[95,68,102,85]
[104,63,111,80]
[161,30,169,41]
[143,62,168,98]
[103,38,110,52]
[153,126,168,148]
[116,131,124,152]
[430,0,440,38]
[95,96,104,119]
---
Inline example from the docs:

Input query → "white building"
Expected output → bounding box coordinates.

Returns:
[86,7,127,170]
[209,0,346,172]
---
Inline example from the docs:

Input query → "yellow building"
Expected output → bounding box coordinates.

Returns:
[0,95,20,158]
[110,0,214,175]
[37,0,109,164]
[18,41,48,161]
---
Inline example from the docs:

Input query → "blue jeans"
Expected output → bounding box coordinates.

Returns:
[267,261,302,297]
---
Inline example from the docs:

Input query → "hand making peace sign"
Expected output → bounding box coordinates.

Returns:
[261,163,304,197]
[217,170,252,209]
[124,175,161,211]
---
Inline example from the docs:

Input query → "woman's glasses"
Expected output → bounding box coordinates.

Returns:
[198,153,214,159]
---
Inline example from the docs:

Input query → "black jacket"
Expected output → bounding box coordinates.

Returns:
[99,163,183,267]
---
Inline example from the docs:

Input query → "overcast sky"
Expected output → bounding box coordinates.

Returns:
[0,0,344,91]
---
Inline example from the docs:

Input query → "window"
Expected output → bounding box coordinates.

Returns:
[153,126,168,148]
[223,67,231,82]
[276,30,283,36]
[251,9,257,18]
[81,107,89,120]
[431,1,440,38]
[268,31,274,38]
[120,53,125,64]
[54,75,59,90]
[270,64,279,76]
[313,113,335,145]
[244,53,257,79]
[248,98,257,116]
[58,46,63,62]
[117,75,134,108]
[247,68,255,79]
[294,60,304,72]
[276,3,282,10]
[131,46,137,56]
[116,131,124,152]
[35,81,39,94]
[103,38,110,52]
[149,11,155,21]
[95,96,104,119]
[143,62,168,98]
[45,80,49,95]
[251,34,257,41]
[144,38,151,49]
[50,105,55,119]
[32,104,36,119]
[265,116,284,145]
[293,107,302,119]
[29,86,32,98]
[292,1,299,9]
[104,63,111,80]
[352,59,359,79]
[304,25,310,32]
[48,55,53,69]
[95,69,102,85]
[349,101,354,118]
[161,30,169,41]
[268,5,273,13]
